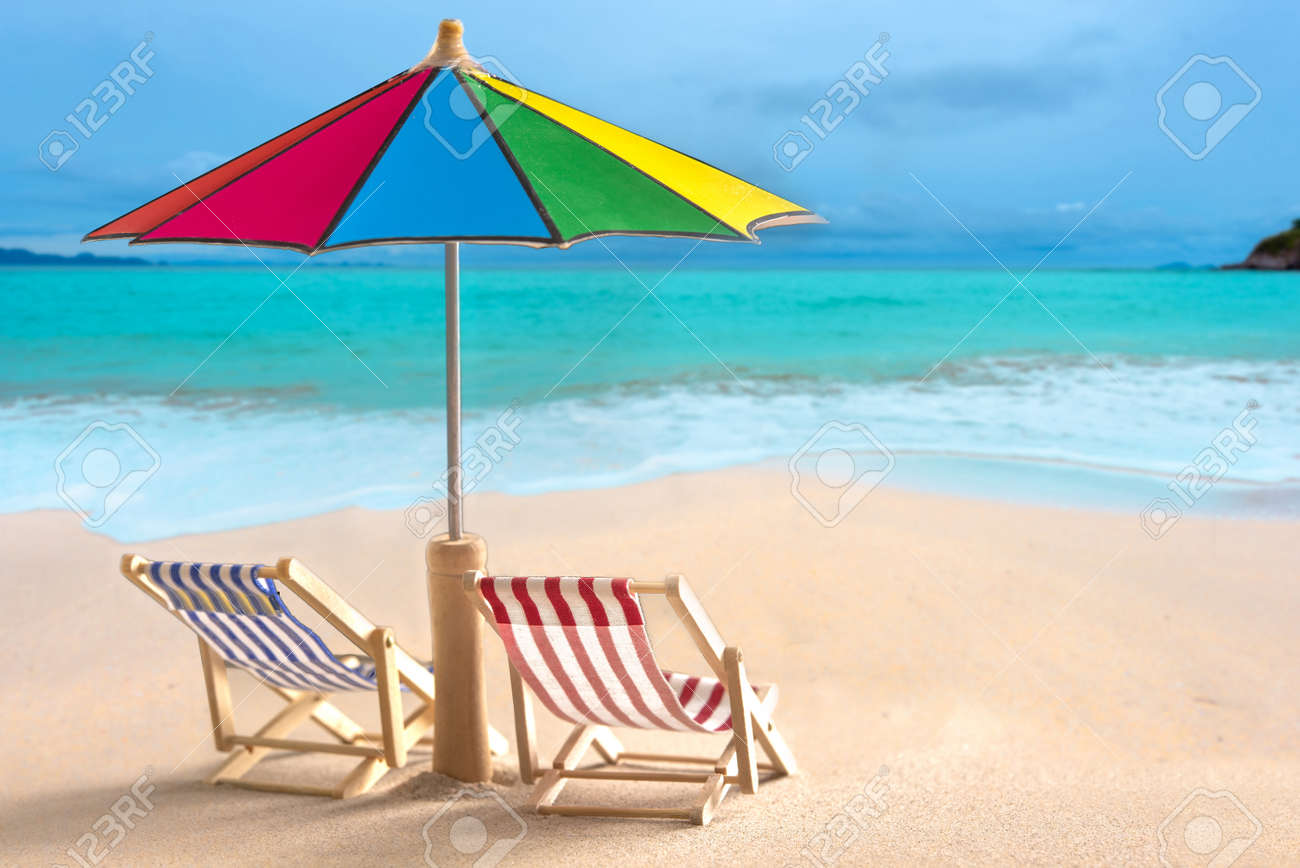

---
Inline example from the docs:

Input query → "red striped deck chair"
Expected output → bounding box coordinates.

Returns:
[464,571,797,825]
[120,554,506,798]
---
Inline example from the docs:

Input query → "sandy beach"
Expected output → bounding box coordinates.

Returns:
[3,464,1296,865]
[7,0,1298,865]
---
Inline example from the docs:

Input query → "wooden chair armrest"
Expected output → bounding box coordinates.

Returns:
[666,572,797,775]
[274,558,433,697]
[462,570,496,623]
[273,558,380,646]
[665,574,729,682]
[120,553,175,612]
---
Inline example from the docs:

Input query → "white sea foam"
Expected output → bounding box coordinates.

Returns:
[3,354,1296,540]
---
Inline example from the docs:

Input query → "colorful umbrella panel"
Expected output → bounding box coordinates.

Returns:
[86,67,821,252]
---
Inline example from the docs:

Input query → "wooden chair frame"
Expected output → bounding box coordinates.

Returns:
[464,571,797,825]
[121,554,504,798]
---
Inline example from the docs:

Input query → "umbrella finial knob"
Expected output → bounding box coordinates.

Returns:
[412,18,479,71]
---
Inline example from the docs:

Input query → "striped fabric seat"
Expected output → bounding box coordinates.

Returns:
[147,561,382,693]
[479,576,737,732]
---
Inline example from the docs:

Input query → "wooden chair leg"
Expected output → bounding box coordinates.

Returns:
[529,758,735,823]
[552,724,599,770]
[745,683,796,778]
[335,757,389,799]
[510,664,539,784]
[690,773,729,826]
[271,683,375,750]
[754,716,798,777]
[298,694,367,744]
[528,769,567,811]
[592,727,623,763]
[527,723,598,813]
[370,626,405,768]
[208,694,323,785]
[198,640,234,751]
[757,683,779,717]
[522,727,759,822]
[724,647,758,794]
[401,703,437,753]
[715,741,737,775]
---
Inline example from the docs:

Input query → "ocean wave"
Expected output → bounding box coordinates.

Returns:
[2,353,1296,540]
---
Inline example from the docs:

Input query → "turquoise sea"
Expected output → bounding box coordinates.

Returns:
[2,265,1297,539]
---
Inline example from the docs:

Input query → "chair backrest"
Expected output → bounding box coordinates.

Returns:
[139,560,377,693]
[477,576,733,732]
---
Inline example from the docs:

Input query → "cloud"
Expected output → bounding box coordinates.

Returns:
[1055,202,1085,213]
[711,25,1120,134]
[894,62,1094,114]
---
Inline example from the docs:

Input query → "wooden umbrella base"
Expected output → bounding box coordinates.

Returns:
[427,532,492,782]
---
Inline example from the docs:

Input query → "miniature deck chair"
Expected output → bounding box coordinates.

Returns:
[464,572,797,825]
[120,554,507,798]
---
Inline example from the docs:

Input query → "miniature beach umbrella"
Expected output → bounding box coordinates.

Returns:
[84,19,822,781]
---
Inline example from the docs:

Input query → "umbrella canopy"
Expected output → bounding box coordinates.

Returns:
[85,33,820,252]
[83,19,821,784]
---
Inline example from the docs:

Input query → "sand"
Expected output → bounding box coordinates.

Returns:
[3,465,1297,865]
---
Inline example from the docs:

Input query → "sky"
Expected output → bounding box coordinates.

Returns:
[3,0,1296,267]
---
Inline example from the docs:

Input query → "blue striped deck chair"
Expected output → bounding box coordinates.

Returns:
[120,554,507,798]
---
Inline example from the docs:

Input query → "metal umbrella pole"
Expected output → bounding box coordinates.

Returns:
[444,241,462,540]
[426,240,491,781]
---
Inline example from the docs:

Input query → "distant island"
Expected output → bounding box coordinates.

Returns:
[0,246,400,268]
[1224,219,1300,270]
[0,247,153,266]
